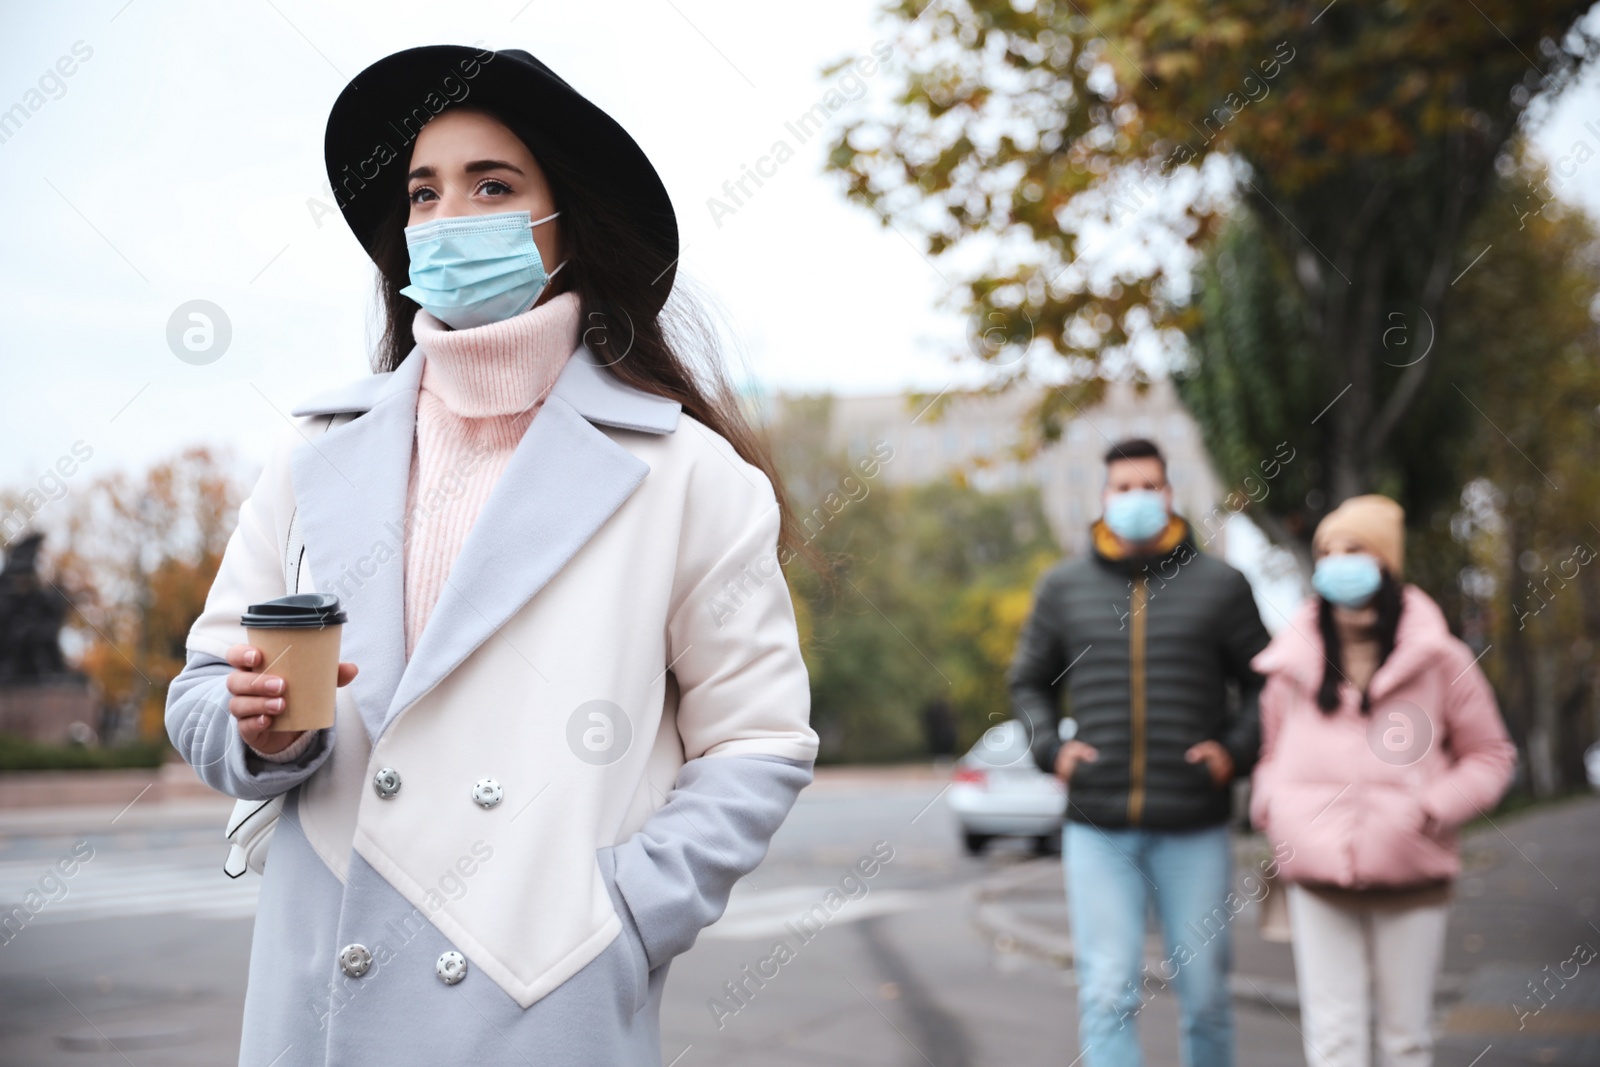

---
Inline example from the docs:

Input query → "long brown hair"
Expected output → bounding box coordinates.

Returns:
[368,105,823,579]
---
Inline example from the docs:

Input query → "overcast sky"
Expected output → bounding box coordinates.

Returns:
[4,0,1599,491]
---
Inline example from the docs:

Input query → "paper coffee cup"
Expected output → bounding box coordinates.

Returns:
[240,593,348,732]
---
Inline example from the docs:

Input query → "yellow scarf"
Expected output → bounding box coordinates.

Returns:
[1092,514,1188,560]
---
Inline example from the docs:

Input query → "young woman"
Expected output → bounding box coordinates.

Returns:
[166,45,819,1065]
[1249,494,1515,1067]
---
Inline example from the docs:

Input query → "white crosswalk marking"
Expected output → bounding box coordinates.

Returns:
[0,850,259,926]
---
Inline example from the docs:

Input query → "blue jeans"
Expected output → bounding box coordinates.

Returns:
[1064,820,1235,1067]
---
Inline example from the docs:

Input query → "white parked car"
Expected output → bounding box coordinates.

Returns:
[1585,741,1600,791]
[948,718,1070,855]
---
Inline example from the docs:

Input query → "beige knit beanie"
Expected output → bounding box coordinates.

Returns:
[1313,494,1405,577]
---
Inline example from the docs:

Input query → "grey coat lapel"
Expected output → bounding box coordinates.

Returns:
[286,343,681,744]
[289,352,420,744]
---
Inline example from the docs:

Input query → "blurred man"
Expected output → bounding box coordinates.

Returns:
[1008,438,1271,1067]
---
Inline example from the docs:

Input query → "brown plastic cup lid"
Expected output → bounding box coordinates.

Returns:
[241,593,348,629]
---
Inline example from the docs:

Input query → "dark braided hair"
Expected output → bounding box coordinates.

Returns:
[1316,571,1404,713]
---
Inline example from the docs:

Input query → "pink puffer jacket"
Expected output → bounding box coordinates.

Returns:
[1249,585,1516,890]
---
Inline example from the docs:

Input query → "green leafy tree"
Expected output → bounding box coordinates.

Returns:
[791,480,1058,761]
[770,399,1060,761]
[1176,208,1323,566]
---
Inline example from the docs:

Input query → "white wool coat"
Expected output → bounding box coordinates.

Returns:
[167,343,818,1065]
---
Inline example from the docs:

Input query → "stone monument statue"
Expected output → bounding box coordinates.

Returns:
[0,532,71,681]
[0,531,97,743]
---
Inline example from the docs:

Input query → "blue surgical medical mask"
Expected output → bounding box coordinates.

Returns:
[1312,553,1384,608]
[400,209,565,330]
[1104,489,1169,543]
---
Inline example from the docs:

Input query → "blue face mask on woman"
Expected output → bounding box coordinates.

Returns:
[1103,489,1169,543]
[400,209,564,330]
[1312,553,1384,607]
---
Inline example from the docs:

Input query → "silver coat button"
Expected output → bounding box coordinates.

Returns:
[471,778,503,808]
[373,767,401,798]
[437,950,467,985]
[338,943,372,978]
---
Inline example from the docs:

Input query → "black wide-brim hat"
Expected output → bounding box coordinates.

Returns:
[324,44,679,303]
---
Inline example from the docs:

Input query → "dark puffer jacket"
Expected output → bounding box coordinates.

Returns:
[1008,516,1271,830]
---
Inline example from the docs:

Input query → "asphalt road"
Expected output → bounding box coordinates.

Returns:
[6,772,1582,1066]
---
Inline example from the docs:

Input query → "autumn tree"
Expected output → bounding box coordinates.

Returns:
[43,447,242,742]
[1437,165,1600,795]
[826,0,1597,532]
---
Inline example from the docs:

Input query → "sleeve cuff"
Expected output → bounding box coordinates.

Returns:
[247,730,318,763]
[612,754,812,969]
[227,724,334,794]
[1419,778,1476,829]
[1038,736,1063,777]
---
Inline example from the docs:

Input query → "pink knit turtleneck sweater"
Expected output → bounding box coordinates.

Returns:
[250,291,580,763]
[402,290,581,659]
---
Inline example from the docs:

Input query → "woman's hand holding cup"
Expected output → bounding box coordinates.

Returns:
[225,643,358,755]
[231,593,353,755]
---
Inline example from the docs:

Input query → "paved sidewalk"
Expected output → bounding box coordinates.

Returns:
[0,761,217,811]
[972,795,1600,1066]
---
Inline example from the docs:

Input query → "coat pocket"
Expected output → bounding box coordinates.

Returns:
[1351,784,1458,887]
[1062,746,1112,790]
[1259,783,1347,885]
[595,844,650,1015]
[1177,746,1221,792]
[1392,788,1459,883]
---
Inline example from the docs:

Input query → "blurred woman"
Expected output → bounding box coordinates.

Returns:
[1249,494,1515,1067]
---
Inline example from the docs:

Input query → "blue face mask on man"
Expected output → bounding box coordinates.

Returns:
[1103,489,1169,543]
[1312,552,1384,607]
[400,209,565,330]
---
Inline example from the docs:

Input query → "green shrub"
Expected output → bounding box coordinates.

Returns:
[0,733,170,771]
